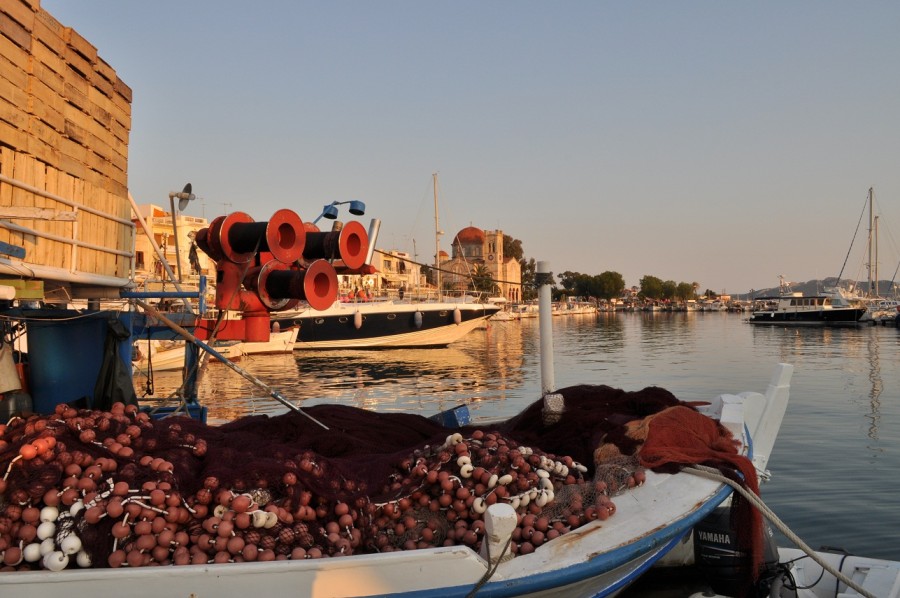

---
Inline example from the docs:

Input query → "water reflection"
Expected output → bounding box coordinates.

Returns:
[865,332,882,443]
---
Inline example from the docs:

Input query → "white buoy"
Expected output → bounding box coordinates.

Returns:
[75,550,92,568]
[22,542,42,563]
[42,550,69,572]
[453,307,462,324]
[39,506,59,523]
[60,534,82,555]
[353,310,363,329]
[414,311,423,329]
[36,521,56,541]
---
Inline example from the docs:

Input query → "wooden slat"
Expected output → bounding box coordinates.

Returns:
[0,0,36,33]
[63,26,97,65]
[56,168,74,271]
[29,153,47,265]
[26,77,65,133]
[0,27,29,74]
[0,117,28,152]
[31,13,65,58]
[0,147,17,249]
[12,152,35,259]
[113,76,131,104]
[34,9,66,45]
[0,206,76,221]
[94,56,115,84]
[0,95,27,129]
[0,11,31,52]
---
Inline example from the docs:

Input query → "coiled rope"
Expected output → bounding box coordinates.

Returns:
[684,464,875,598]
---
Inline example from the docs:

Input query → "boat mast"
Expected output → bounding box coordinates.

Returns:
[433,172,443,300]
[867,187,874,297]
[875,214,880,297]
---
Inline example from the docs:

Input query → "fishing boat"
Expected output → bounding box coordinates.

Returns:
[132,327,298,373]
[0,360,797,597]
[271,300,499,349]
[132,338,244,373]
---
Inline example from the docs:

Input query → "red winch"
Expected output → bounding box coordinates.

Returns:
[192,208,369,342]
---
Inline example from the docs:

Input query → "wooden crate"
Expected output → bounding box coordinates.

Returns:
[0,0,134,284]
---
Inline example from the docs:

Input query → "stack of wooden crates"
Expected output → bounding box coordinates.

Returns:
[0,0,134,296]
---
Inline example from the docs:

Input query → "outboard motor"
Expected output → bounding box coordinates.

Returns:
[694,505,788,597]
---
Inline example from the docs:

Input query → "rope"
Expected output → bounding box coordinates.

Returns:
[684,465,876,598]
[465,533,513,598]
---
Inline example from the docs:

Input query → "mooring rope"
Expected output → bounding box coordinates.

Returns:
[684,464,876,598]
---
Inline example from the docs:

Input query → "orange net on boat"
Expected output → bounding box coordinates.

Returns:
[632,405,764,584]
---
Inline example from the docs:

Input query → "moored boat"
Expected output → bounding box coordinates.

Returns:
[747,292,866,327]
[0,363,796,597]
[748,278,867,327]
[271,300,499,349]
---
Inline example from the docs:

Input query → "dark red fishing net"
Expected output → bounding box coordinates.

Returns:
[0,385,760,577]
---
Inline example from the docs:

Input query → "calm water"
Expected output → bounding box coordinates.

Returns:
[139,312,900,562]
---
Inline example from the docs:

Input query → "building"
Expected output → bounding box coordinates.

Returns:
[132,204,215,291]
[441,226,522,302]
[336,248,424,300]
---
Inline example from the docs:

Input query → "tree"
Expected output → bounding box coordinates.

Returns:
[675,282,696,301]
[596,271,625,301]
[639,275,664,299]
[471,264,494,294]
[520,258,537,301]
[661,280,677,300]
[503,235,524,262]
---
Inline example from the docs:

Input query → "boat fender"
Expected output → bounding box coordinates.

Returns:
[414,310,423,329]
[453,307,462,324]
[354,310,363,330]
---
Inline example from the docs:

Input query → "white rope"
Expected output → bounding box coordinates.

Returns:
[684,465,876,598]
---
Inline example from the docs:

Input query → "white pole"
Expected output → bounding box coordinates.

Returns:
[537,261,554,395]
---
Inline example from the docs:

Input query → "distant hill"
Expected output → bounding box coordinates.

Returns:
[736,278,897,300]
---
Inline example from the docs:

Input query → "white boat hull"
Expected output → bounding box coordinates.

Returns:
[273,301,499,349]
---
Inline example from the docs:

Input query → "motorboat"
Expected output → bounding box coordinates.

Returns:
[271,300,500,349]
[747,291,867,327]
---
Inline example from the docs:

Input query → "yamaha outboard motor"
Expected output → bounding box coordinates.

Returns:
[694,505,789,597]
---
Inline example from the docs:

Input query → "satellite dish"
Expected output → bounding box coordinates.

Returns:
[178,183,193,211]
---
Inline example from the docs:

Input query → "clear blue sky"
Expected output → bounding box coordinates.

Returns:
[43,1,900,293]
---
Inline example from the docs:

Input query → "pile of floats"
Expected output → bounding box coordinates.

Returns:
[0,401,644,572]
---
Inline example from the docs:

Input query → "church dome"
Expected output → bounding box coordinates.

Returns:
[454,226,485,246]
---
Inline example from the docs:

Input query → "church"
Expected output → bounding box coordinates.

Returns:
[440,226,522,302]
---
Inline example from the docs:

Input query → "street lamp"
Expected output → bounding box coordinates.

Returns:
[168,183,195,282]
[312,200,365,225]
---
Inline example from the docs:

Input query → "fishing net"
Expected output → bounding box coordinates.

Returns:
[0,384,759,576]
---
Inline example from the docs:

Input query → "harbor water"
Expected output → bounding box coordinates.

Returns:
[138,311,900,563]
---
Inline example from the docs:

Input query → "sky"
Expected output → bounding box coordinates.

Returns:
[42,1,900,294]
